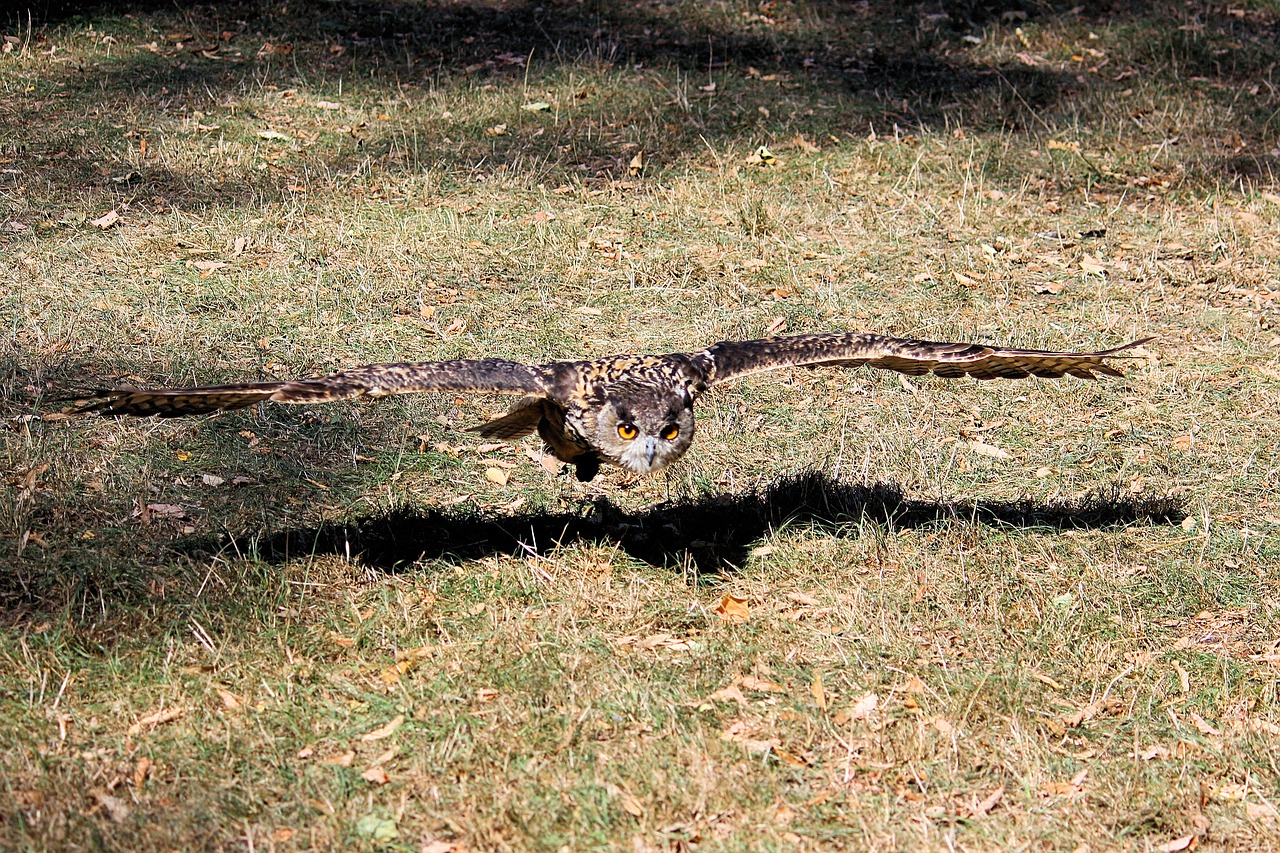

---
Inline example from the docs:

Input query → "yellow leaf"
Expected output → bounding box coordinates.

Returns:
[484,466,509,486]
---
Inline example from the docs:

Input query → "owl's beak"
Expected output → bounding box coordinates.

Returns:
[643,437,658,467]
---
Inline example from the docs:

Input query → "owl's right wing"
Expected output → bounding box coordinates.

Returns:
[700,332,1151,385]
[71,359,554,418]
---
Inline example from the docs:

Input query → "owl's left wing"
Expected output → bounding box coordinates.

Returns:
[700,332,1151,385]
[72,359,553,417]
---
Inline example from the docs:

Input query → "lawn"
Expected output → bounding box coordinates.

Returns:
[2,0,1279,850]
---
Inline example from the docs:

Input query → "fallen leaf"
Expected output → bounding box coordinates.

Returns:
[966,440,1013,461]
[484,467,509,486]
[93,791,130,822]
[90,209,120,229]
[521,101,552,112]
[256,129,291,141]
[1154,835,1195,852]
[792,133,820,154]
[811,672,826,709]
[476,688,501,702]
[216,689,241,709]
[973,786,1004,816]
[1079,254,1108,276]
[127,706,185,736]
[354,815,398,842]
[1189,712,1221,737]
[1035,281,1066,294]
[834,692,879,725]
[421,842,456,853]
[360,714,405,742]
[619,792,644,817]
[360,766,390,784]
[315,100,341,109]
[321,751,355,766]
[201,473,225,487]
[705,684,748,705]
[714,593,750,623]
[740,674,786,693]
[1246,802,1280,821]
[787,591,819,606]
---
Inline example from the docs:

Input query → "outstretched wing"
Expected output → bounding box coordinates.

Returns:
[73,359,553,417]
[701,332,1151,385]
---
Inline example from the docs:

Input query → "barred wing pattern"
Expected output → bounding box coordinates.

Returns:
[702,333,1151,385]
[73,359,552,418]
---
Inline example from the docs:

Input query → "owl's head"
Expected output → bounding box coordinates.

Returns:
[593,384,695,474]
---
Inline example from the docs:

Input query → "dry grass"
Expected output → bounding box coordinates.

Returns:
[3,0,1280,850]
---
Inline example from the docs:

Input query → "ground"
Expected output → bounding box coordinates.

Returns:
[2,0,1279,850]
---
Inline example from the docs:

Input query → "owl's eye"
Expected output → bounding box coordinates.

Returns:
[660,424,679,441]
[617,422,639,440]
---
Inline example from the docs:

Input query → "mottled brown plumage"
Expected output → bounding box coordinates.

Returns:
[71,332,1150,480]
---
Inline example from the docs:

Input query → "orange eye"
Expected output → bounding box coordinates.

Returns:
[660,425,679,441]
[617,423,638,440]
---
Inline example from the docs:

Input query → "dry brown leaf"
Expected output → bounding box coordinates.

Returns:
[1189,712,1221,737]
[966,440,1012,460]
[715,593,750,623]
[93,791,131,822]
[811,672,826,709]
[91,209,120,229]
[360,714,405,742]
[834,692,879,725]
[127,706,185,736]
[705,684,748,706]
[787,591,819,606]
[628,150,644,175]
[973,786,1004,816]
[421,842,456,853]
[1154,835,1196,852]
[329,632,356,649]
[1079,254,1108,276]
[792,134,820,154]
[740,674,786,693]
[476,687,501,702]
[321,751,355,766]
[361,766,390,785]
[216,689,241,709]
[133,756,152,790]
[619,792,644,817]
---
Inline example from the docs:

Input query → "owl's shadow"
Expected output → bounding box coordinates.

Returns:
[214,473,1187,575]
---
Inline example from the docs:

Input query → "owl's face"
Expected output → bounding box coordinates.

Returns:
[592,387,696,474]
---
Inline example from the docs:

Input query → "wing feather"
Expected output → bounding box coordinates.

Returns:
[73,359,552,418]
[702,333,1151,385]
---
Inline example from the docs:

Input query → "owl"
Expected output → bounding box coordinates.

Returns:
[71,332,1149,481]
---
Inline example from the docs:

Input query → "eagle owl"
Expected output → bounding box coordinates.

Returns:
[72,332,1149,481]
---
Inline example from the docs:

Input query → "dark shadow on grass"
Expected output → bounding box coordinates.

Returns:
[187,471,1188,574]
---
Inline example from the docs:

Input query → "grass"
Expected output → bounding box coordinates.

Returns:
[3,0,1280,849]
